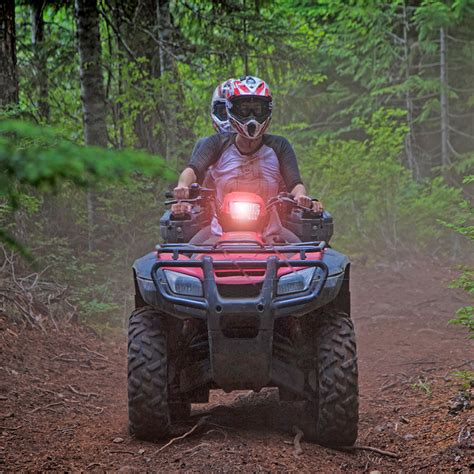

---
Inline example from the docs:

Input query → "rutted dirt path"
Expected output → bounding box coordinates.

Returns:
[1,259,472,472]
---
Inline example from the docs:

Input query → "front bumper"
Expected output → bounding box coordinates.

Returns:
[134,243,346,393]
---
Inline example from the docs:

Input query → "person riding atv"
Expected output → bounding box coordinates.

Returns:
[172,76,323,243]
[210,78,234,133]
[129,76,358,448]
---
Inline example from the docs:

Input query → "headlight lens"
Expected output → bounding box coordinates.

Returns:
[164,270,203,297]
[277,268,315,295]
[229,201,261,220]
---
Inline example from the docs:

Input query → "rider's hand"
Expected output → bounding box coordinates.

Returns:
[295,195,313,209]
[171,202,192,216]
[173,185,190,199]
[312,199,324,213]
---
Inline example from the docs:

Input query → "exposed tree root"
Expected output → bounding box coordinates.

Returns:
[339,445,399,458]
[68,384,99,399]
[154,416,210,455]
[292,425,304,456]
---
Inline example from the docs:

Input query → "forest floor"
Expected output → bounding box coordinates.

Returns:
[1,259,473,472]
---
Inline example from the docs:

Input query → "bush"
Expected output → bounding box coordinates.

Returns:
[299,109,468,256]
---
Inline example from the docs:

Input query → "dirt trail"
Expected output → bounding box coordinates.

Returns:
[1,259,472,472]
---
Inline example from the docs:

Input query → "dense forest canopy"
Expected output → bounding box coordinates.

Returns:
[0,0,472,328]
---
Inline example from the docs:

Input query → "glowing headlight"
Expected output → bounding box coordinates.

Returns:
[164,270,203,297]
[229,201,261,220]
[277,268,315,295]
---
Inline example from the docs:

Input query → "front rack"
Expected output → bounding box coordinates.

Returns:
[155,239,326,261]
[150,240,329,312]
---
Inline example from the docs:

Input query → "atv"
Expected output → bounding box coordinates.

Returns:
[129,186,358,446]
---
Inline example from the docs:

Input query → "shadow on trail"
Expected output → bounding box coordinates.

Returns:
[192,389,306,435]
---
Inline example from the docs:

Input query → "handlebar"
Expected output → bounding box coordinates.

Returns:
[165,184,215,206]
[267,193,323,217]
[166,187,322,217]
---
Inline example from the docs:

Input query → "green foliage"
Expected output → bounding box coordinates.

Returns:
[300,108,467,255]
[441,178,474,339]
[0,120,172,192]
[7,0,473,329]
[0,119,173,254]
[449,305,474,338]
[448,265,474,338]
[452,370,474,390]
[411,376,433,396]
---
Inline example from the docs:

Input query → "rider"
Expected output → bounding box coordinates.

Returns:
[190,79,233,156]
[210,79,233,133]
[172,79,233,216]
[173,76,322,243]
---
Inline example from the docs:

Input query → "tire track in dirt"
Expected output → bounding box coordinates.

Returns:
[1,259,472,471]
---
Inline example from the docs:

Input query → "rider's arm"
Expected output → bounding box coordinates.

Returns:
[266,135,323,212]
[173,137,208,198]
[188,134,229,182]
[264,135,304,191]
[290,183,323,212]
[291,183,311,208]
[174,167,197,199]
[172,135,230,215]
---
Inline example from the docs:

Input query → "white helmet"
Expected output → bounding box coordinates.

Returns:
[225,76,272,140]
[211,79,234,133]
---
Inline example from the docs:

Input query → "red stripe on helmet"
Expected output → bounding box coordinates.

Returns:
[256,82,265,94]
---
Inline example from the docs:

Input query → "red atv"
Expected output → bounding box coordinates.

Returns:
[129,186,358,446]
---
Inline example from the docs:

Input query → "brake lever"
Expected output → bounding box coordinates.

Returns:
[267,195,320,215]
[165,196,205,206]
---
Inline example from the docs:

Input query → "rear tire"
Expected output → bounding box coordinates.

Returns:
[128,306,170,440]
[307,311,358,446]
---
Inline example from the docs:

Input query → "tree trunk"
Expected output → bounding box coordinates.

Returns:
[0,0,19,108]
[156,0,178,162]
[30,0,50,120]
[108,0,186,159]
[74,0,108,251]
[402,2,419,180]
[74,0,108,147]
[440,26,450,170]
[109,0,162,153]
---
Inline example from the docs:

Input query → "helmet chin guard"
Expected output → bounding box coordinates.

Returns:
[229,116,271,140]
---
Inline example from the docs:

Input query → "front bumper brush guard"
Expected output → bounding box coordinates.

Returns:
[149,245,329,393]
[150,252,329,314]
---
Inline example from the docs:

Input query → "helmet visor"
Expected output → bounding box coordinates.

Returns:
[212,101,227,122]
[230,97,271,123]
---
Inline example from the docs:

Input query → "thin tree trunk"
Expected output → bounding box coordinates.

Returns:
[30,0,50,120]
[402,2,418,180]
[109,0,162,153]
[74,0,108,251]
[242,0,249,75]
[440,26,450,169]
[0,0,19,107]
[156,0,178,162]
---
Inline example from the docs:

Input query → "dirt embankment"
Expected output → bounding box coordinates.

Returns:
[0,259,472,472]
